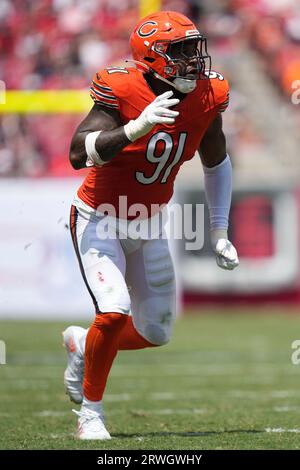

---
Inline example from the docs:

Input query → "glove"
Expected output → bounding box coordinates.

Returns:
[211,229,239,270]
[214,238,239,270]
[123,90,179,142]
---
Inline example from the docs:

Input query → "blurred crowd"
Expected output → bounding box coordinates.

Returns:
[0,0,299,177]
[230,0,300,97]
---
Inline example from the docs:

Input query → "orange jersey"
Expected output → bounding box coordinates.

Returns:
[78,67,229,217]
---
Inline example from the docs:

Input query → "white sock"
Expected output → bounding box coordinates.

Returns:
[81,396,103,414]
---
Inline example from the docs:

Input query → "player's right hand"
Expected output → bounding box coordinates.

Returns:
[124,90,180,142]
[144,90,180,125]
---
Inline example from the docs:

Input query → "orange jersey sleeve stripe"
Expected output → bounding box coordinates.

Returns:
[92,80,113,92]
[90,98,119,108]
[219,92,229,112]
[90,72,119,109]
[90,96,119,108]
[90,88,119,108]
[90,86,117,102]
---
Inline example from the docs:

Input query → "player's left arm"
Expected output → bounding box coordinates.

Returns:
[199,113,239,270]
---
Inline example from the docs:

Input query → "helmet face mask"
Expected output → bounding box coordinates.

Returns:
[154,36,211,80]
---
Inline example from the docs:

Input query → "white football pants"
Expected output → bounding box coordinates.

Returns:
[70,205,176,345]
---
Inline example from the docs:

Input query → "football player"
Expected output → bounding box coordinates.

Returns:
[64,10,239,440]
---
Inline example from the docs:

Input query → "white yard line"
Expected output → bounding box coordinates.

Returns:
[34,410,69,417]
[273,406,300,412]
[228,390,299,399]
[270,391,298,398]
[131,408,207,415]
[265,428,300,433]
[150,392,177,400]
[105,393,132,402]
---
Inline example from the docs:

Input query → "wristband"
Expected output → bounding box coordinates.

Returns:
[85,131,106,166]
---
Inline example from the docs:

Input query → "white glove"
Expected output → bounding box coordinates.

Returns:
[124,90,179,142]
[214,238,239,270]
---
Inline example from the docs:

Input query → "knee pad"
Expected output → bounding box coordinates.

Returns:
[136,297,176,346]
[143,240,175,294]
[144,322,171,346]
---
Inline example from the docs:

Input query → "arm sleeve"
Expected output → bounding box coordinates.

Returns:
[90,72,119,110]
[202,154,232,231]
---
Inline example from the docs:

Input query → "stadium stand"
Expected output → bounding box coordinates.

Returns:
[0,0,299,178]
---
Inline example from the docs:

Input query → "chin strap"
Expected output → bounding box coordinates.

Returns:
[124,59,194,93]
[124,59,151,73]
[153,73,178,90]
[124,59,176,89]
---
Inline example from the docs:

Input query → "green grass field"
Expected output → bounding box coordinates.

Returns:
[1,309,300,450]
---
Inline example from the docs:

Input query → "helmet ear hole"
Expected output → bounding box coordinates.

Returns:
[144,57,155,63]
